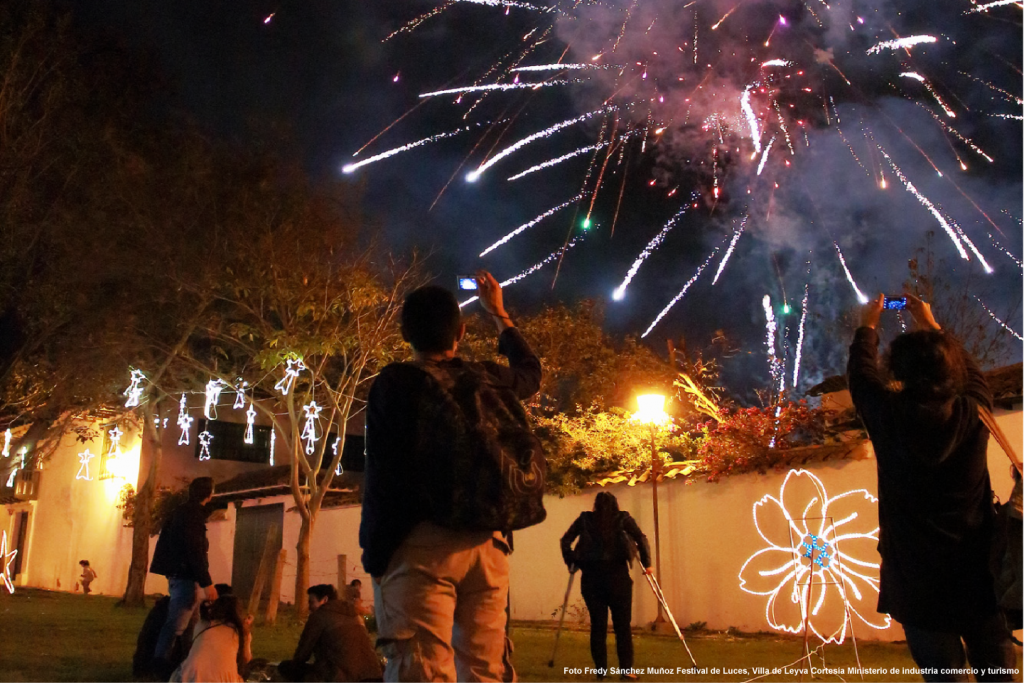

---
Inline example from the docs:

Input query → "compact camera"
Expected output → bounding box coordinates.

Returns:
[883,296,907,310]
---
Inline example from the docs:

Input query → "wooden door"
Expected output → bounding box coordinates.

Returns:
[231,504,283,600]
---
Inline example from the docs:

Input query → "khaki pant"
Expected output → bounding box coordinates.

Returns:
[373,522,510,682]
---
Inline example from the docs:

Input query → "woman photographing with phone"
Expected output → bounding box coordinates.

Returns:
[847,293,1016,682]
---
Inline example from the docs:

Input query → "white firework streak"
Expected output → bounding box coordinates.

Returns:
[512,63,618,72]
[761,59,793,68]
[866,35,937,55]
[757,135,777,175]
[342,128,467,173]
[762,295,784,393]
[793,285,809,388]
[508,144,607,181]
[900,72,956,118]
[991,113,1024,121]
[833,242,869,304]
[467,105,617,181]
[713,216,747,284]
[914,103,993,161]
[641,248,719,338]
[741,87,762,154]
[460,237,586,308]
[419,80,572,99]
[989,233,1023,269]
[975,296,1024,341]
[479,193,585,256]
[966,0,1023,13]
[613,199,695,301]
[951,221,994,273]
[878,148,969,260]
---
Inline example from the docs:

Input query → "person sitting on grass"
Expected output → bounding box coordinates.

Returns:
[277,584,382,682]
[170,594,251,683]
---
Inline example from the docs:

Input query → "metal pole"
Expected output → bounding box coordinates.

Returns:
[548,571,576,667]
[651,428,666,626]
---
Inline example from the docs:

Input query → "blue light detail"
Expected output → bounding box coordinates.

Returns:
[800,534,833,569]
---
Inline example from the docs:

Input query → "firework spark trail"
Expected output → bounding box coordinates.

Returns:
[507,143,607,180]
[741,87,762,154]
[959,71,1024,106]
[792,284,809,388]
[612,201,696,301]
[951,221,995,273]
[419,80,572,99]
[342,128,468,174]
[915,104,994,162]
[757,135,777,175]
[833,242,869,303]
[713,216,747,284]
[877,148,970,260]
[989,233,1023,269]
[966,0,1023,13]
[761,295,784,394]
[641,248,719,338]
[460,236,586,309]
[900,72,956,118]
[975,295,1024,341]
[761,59,793,68]
[866,35,938,55]
[991,113,1024,121]
[479,193,585,256]
[467,105,618,182]
[773,100,795,154]
[511,63,617,72]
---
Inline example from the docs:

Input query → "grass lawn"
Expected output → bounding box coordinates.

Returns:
[0,589,1020,682]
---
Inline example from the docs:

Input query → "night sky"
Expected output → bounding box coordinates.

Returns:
[68,0,1023,397]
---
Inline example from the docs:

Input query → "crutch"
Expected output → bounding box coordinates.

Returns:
[643,572,698,668]
[548,570,576,667]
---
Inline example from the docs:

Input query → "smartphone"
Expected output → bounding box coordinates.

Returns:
[457,275,478,291]
[883,296,907,310]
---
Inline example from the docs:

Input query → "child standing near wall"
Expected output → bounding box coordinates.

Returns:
[79,560,97,595]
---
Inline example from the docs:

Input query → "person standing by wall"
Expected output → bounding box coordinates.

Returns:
[150,476,219,677]
[560,492,651,682]
[78,560,97,594]
[847,293,1016,682]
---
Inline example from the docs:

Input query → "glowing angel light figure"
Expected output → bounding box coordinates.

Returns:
[123,369,145,408]
[738,469,891,644]
[244,401,257,445]
[177,393,194,446]
[301,402,322,455]
[76,449,96,481]
[204,379,226,420]
[233,379,248,410]
[198,431,214,461]
[107,426,123,460]
[2,428,10,457]
[0,530,16,593]
[332,437,343,476]
[274,359,306,396]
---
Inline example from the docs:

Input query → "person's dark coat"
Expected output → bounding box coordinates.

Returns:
[150,500,214,587]
[847,327,999,632]
[289,599,382,682]
[560,510,652,571]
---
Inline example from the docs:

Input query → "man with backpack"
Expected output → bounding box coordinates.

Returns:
[360,272,544,682]
[561,492,651,681]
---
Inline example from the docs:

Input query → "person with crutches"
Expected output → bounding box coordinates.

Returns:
[559,492,651,681]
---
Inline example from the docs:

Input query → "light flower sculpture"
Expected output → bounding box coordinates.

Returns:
[738,469,891,644]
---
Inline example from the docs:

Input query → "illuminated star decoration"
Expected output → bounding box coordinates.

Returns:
[176,393,194,446]
[244,401,257,445]
[107,426,123,460]
[0,530,16,593]
[233,379,248,410]
[123,368,145,408]
[300,401,322,455]
[332,437,343,476]
[204,379,226,420]
[76,449,96,481]
[738,469,890,644]
[2,428,10,457]
[198,431,214,461]
[274,358,305,396]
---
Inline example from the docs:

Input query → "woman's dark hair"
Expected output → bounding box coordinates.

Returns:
[401,286,461,353]
[592,491,622,547]
[307,584,338,601]
[79,560,89,566]
[888,330,968,401]
[199,595,246,674]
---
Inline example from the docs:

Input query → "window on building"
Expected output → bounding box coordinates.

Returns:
[194,419,273,464]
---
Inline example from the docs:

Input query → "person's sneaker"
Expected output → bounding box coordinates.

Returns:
[620,674,638,682]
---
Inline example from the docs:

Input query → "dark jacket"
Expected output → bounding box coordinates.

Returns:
[360,327,541,577]
[561,510,652,571]
[847,326,998,631]
[291,599,381,682]
[150,500,214,587]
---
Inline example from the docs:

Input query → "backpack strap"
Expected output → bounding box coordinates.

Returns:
[980,405,1022,474]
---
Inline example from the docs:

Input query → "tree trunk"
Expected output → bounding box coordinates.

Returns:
[294,513,313,620]
[121,403,162,607]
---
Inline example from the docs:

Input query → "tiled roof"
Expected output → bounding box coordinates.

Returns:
[211,465,361,503]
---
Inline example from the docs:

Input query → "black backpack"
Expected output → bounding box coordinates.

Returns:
[575,512,640,568]
[408,359,547,533]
